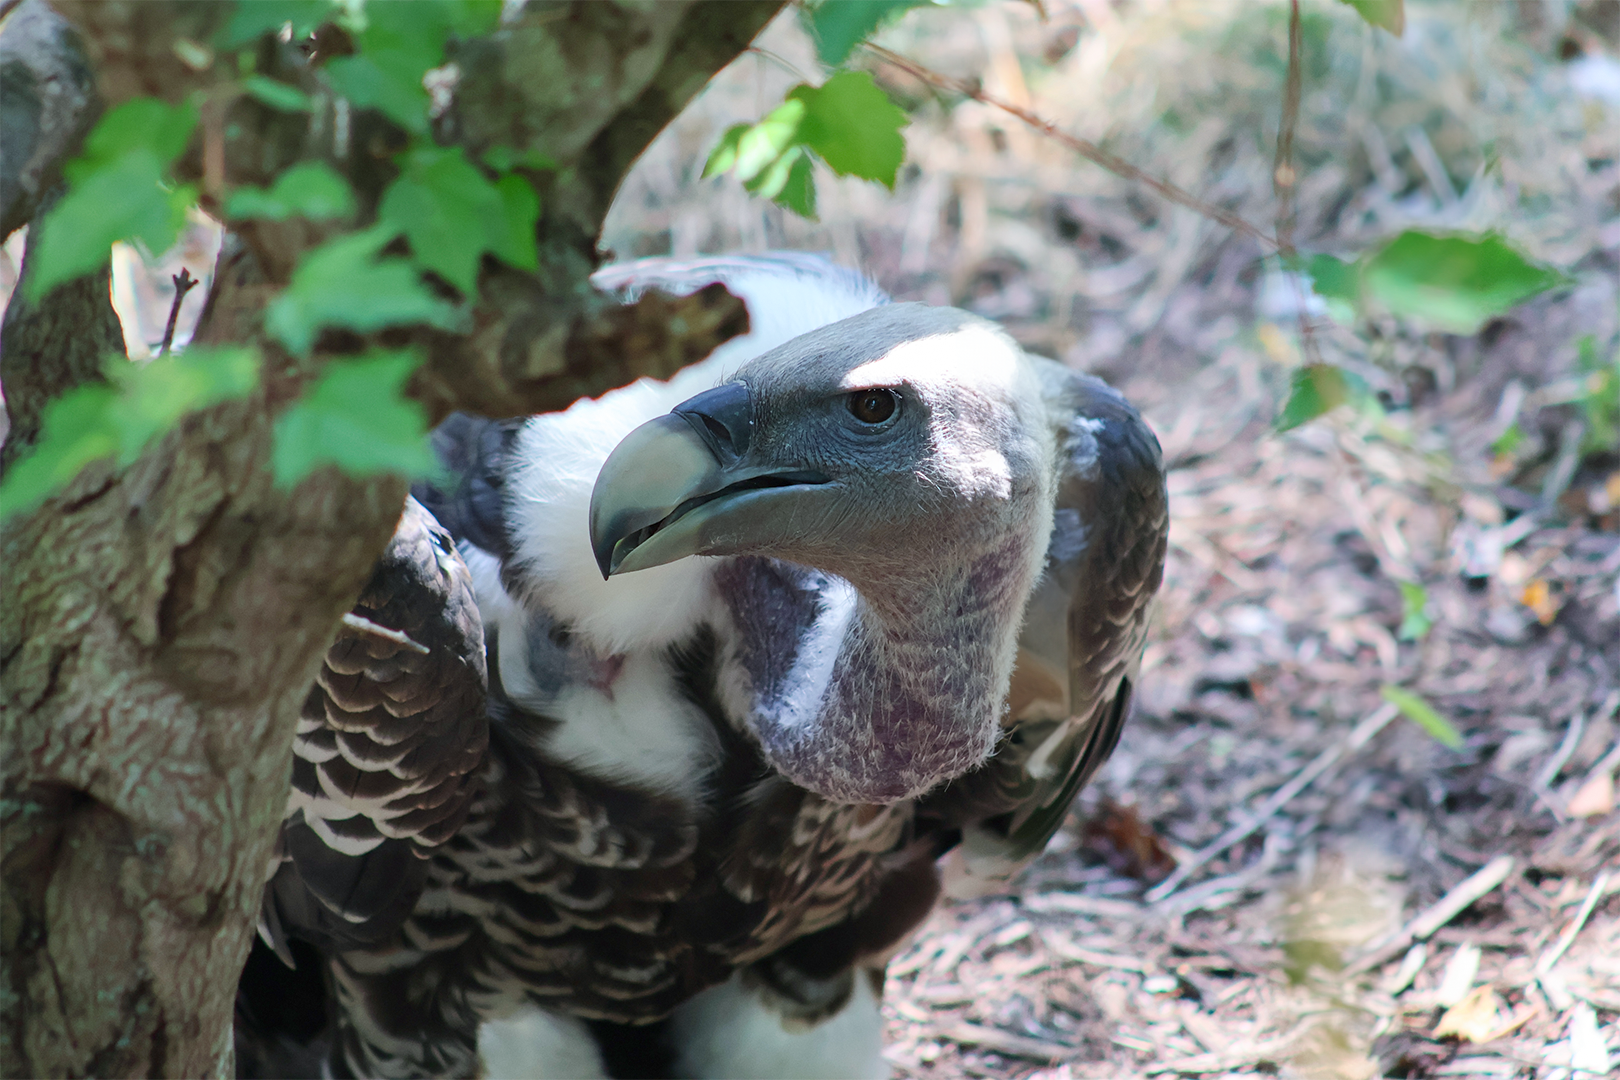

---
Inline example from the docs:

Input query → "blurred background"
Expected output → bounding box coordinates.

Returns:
[4,1,1615,1076]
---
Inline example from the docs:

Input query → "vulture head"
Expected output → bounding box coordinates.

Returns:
[590,304,1057,803]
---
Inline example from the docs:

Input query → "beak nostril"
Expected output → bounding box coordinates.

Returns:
[699,414,734,452]
[673,382,753,462]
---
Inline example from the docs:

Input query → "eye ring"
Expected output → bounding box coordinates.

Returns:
[846,388,899,426]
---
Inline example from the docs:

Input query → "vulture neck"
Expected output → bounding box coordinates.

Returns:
[722,535,1037,805]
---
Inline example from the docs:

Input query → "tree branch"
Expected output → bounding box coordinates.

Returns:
[0,0,101,238]
[864,42,1276,250]
[0,184,125,470]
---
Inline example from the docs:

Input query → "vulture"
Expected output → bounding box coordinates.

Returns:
[235,253,1168,1079]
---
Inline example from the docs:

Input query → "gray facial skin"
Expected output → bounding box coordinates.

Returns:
[588,304,1055,804]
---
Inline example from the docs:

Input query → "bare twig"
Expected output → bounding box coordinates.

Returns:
[1146,702,1399,903]
[1038,934,1150,972]
[1345,855,1516,975]
[340,612,430,654]
[862,43,1276,250]
[158,267,198,357]
[1272,0,1303,257]
[1273,0,1323,365]
[943,1022,1070,1063]
[1535,710,1587,790]
[1536,870,1611,976]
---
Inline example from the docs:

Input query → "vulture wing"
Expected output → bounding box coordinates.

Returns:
[924,365,1168,892]
[258,496,488,958]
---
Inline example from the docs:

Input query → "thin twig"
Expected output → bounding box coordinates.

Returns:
[862,43,1276,250]
[1146,702,1398,903]
[943,1022,1070,1063]
[1536,870,1611,976]
[1272,0,1303,257]
[1344,855,1516,975]
[1535,710,1587,790]
[1273,0,1323,365]
[158,267,199,357]
[340,612,430,654]
[1038,933,1150,972]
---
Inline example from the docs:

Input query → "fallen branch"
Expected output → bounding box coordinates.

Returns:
[1345,854,1516,975]
[1146,702,1398,903]
[863,43,1275,250]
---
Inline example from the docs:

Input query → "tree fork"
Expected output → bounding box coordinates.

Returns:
[0,2,785,1075]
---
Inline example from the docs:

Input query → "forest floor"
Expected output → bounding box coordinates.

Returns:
[6,2,1613,1078]
[603,3,1620,1077]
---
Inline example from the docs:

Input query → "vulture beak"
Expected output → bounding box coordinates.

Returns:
[589,382,830,578]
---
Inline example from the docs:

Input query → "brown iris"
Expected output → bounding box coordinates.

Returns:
[847,388,899,425]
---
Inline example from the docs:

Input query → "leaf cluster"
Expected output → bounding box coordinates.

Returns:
[703,72,908,221]
[26,99,199,301]
[1278,231,1569,430]
[9,0,554,513]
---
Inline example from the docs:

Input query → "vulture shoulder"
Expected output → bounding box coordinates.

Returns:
[923,359,1169,895]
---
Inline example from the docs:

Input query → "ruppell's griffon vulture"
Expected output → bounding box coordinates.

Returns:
[235,254,1168,1080]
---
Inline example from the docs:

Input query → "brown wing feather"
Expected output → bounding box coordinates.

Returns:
[262,496,489,955]
[924,364,1167,888]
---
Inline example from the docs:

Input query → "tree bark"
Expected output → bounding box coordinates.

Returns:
[0,2,784,1075]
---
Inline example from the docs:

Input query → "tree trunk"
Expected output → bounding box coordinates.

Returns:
[0,2,783,1075]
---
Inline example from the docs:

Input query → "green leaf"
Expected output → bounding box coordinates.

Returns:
[703,124,750,180]
[65,98,199,183]
[1490,421,1524,458]
[378,146,537,295]
[775,152,818,220]
[265,224,462,355]
[271,348,436,487]
[789,71,907,188]
[226,161,355,221]
[242,74,314,113]
[1575,335,1619,456]
[490,174,541,272]
[1300,252,1361,323]
[743,144,804,202]
[733,99,809,184]
[0,347,261,523]
[1396,581,1433,641]
[28,151,196,301]
[218,0,334,47]
[27,98,201,298]
[802,0,931,68]
[1275,363,1368,431]
[1338,0,1404,36]
[325,53,432,134]
[1381,684,1463,749]
[1361,231,1569,334]
[324,0,499,134]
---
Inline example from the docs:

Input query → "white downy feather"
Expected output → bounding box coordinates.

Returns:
[477,1007,608,1080]
[667,971,888,1080]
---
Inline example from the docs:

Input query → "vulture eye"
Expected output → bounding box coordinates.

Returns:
[846,388,899,426]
